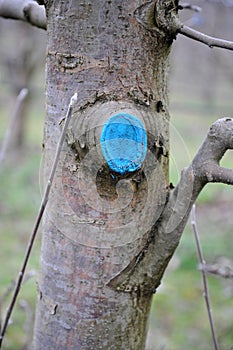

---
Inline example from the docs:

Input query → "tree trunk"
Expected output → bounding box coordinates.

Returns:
[34,1,177,349]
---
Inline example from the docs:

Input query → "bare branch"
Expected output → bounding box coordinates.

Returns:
[191,205,220,350]
[199,259,233,279]
[107,118,233,294]
[162,118,233,236]
[0,88,28,166]
[178,3,202,12]
[0,270,36,332]
[0,0,46,29]
[19,300,34,349]
[179,25,233,51]
[192,118,233,184]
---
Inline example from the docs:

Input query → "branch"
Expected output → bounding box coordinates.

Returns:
[179,25,233,51]
[199,259,233,279]
[107,118,233,293]
[178,3,202,12]
[0,88,28,166]
[0,270,35,332]
[19,299,34,349]
[0,0,46,29]
[162,117,233,236]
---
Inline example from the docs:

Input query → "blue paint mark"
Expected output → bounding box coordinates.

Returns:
[100,113,147,174]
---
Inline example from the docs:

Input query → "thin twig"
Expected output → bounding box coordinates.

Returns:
[0,270,36,309]
[19,299,34,350]
[0,281,15,332]
[191,205,220,350]
[0,92,77,348]
[0,270,36,338]
[178,3,202,12]
[179,25,233,51]
[199,261,233,279]
[0,88,28,166]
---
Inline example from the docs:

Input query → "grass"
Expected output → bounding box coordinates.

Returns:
[0,87,233,350]
[0,151,41,350]
[0,99,43,349]
[147,219,233,350]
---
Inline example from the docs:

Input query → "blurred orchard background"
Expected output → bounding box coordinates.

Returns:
[0,1,233,349]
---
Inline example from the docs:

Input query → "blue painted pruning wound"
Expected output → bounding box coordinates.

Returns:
[100,113,147,174]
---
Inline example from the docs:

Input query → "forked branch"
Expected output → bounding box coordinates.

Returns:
[162,117,233,237]
[108,118,233,294]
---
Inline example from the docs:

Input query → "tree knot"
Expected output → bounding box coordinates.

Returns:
[154,0,181,40]
[135,1,181,43]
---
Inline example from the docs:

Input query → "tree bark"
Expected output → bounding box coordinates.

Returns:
[33,1,178,349]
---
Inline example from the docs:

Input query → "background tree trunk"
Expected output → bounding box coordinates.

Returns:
[34,1,176,349]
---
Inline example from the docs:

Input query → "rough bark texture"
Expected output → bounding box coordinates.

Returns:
[33,1,179,349]
[29,1,233,349]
